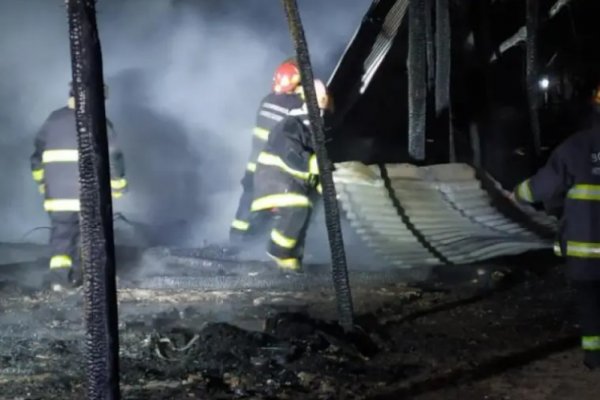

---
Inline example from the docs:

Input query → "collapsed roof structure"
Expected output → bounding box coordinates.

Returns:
[320,0,600,268]
[327,0,600,186]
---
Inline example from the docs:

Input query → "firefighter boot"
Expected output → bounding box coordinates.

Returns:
[47,267,72,292]
[267,253,303,274]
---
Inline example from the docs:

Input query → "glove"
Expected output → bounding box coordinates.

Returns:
[111,177,128,199]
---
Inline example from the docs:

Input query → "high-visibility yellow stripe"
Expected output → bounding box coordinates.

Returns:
[32,169,44,182]
[565,241,600,258]
[246,162,257,172]
[516,179,534,202]
[253,127,269,141]
[231,219,250,231]
[316,183,322,194]
[553,242,562,257]
[112,191,123,199]
[568,184,600,201]
[257,152,311,180]
[582,336,600,351]
[271,229,297,249]
[38,184,45,194]
[251,193,311,211]
[309,154,319,175]
[44,199,80,212]
[267,253,301,271]
[50,254,72,269]
[111,178,127,190]
[42,149,78,163]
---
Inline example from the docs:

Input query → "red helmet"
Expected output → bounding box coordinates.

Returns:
[272,59,300,94]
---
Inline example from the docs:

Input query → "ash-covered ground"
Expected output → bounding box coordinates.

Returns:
[0,245,594,400]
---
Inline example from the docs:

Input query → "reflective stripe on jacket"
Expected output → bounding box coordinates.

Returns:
[30,105,126,206]
[513,126,600,280]
[251,115,320,212]
[245,93,305,175]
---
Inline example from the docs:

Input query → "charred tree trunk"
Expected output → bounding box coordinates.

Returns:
[408,0,427,161]
[282,0,354,331]
[67,1,120,399]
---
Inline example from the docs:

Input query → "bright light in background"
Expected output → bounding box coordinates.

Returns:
[538,77,550,90]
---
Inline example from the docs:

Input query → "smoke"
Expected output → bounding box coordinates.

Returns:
[0,0,368,247]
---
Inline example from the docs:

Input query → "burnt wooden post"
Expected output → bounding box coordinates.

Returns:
[66,0,121,398]
[408,0,427,161]
[282,0,355,330]
[526,0,542,158]
[435,0,453,161]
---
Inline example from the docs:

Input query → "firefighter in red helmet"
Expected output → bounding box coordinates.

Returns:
[251,79,331,272]
[229,59,307,244]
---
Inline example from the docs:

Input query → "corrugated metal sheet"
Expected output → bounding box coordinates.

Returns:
[333,162,557,268]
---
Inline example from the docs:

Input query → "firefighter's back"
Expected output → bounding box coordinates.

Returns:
[42,107,79,202]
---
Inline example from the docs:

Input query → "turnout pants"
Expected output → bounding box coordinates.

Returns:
[266,206,312,270]
[251,167,314,271]
[48,212,80,271]
[230,170,270,243]
[574,281,600,368]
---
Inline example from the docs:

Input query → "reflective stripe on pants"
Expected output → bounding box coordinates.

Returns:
[50,254,73,269]
[42,149,79,163]
[271,230,297,249]
[44,199,80,212]
[231,219,250,231]
[251,193,311,212]
[111,178,127,190]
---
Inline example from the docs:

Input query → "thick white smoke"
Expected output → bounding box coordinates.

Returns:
[0,0,368,248]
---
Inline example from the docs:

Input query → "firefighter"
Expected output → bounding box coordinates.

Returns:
[250,79,330,272]
[510,88,600,369]
[30,83,127,291]
[229,58,306,244]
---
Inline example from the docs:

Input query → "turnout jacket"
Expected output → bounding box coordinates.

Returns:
[245,92,305,174]
[251,114,320,212]
[514,126,600,280]
[30,105,126,212]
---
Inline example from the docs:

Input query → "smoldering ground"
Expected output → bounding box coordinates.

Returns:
[0,0,376,264]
